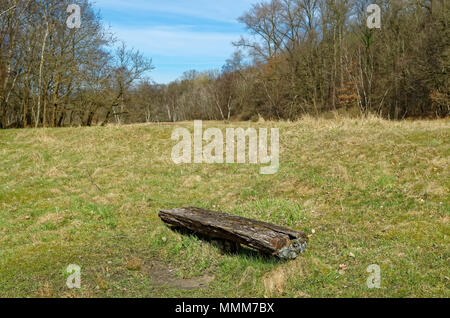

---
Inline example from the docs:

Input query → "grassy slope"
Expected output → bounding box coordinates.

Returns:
[0,118,448,298]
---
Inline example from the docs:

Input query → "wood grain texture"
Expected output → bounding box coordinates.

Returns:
[159,207,308,259]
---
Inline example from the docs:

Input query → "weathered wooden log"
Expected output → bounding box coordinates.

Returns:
[158,207,308,260]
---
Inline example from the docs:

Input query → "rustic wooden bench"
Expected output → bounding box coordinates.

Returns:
[159,207,308,260]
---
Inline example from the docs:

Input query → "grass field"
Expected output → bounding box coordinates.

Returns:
[0,117,449,298]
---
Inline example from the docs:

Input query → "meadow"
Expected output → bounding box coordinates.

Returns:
[0,117,448,297]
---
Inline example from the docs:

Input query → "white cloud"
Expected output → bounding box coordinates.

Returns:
[112,25,240,58]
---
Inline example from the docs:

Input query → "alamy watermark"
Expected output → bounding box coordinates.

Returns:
[66,4,81,29]
[367,4,381,29]
[66,264,81,289]
[171,121,279,175]
[366,264,381,289]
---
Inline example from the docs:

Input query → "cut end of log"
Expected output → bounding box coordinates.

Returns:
[276,239,308,260]
[158,207,308,260]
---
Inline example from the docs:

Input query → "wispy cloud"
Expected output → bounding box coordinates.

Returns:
[112,25,241,57]
[92,0,259,83]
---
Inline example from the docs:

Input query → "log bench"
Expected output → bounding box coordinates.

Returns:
[158,207,308,260]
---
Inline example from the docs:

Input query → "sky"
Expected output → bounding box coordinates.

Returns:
[92,0,259,84]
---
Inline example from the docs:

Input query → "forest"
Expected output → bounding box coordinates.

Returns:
[0,0,448,129]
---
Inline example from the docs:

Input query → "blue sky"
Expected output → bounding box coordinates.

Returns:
[92,0,259,84]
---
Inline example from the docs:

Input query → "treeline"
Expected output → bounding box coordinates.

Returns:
[1,0,448,129]
[144,0,448,122]
[0,0,152,128]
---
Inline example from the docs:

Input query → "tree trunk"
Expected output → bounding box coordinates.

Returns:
[159,207,308,260]
[86,111,95,126]
[101,111,111,126]
[57,111,65,127]
[35,24,49,128]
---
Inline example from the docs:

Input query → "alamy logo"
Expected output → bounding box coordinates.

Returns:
[366,264,381,289]
[367,4,381,29]
[171,121,279,174]
[66,264,81,289]
[66,4,81,29]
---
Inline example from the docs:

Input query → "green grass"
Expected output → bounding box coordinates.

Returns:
[0,117,449,297]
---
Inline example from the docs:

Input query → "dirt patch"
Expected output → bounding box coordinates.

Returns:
[263,260,305,297]
[263,267,287,296]
[146,261,215,290]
